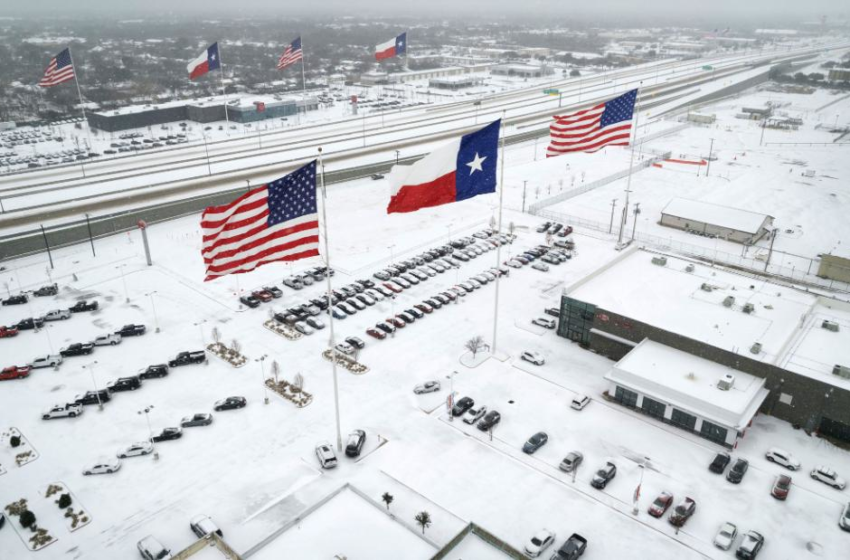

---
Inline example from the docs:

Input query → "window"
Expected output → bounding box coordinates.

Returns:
[557,297,597,345]
[614,386,638,408]
[671,409,697,431]
[700,421,728,445]
[641,396,667,420]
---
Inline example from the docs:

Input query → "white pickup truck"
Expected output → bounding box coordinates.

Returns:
[42,403,83,420]
[93,333,122,346]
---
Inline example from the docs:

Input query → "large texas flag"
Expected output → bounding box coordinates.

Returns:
[187,43,221,80]
[375,33,407,61]
[387,120,500,214]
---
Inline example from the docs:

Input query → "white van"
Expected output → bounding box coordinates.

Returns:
[570,394,590,411]
[137,535,171,560]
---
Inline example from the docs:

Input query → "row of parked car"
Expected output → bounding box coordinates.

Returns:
[21,323,145,372]
[137,512,222,560]
[314,429,369,468]
[505,244,573,273]
[1,282,61,306]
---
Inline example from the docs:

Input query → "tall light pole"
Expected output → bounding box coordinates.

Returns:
[115,264,130,303]
[387,244,395,269]
[202,133,212,175]
[145,291,160,333]
[608,198,618,234]
[256,354,269,405]
[631,203,641,241]
[83,360,102,410]
[522,180,528,213]
[706,138,715,177]
[395,150,400,165]
[194,320,207,348]
[138,405,158,459]
[447,370,458,421]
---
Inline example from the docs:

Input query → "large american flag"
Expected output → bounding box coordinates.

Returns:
[201,161,320,281]
[546,89,638,157]
[277,37,303,70]
[39,48,76,88]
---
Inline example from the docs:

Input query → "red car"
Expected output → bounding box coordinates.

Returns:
[648,491,673,518]
[387,317,406,329]
[252,290,273,303]
[382,282,402,294]
[0,326,19,338]
[366,328,386,340]
[771,474,792,500]
[415,303,433,314]
[1,365,31,380]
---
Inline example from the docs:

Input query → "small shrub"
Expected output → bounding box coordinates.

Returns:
[19,509,36,529]
[10,435,21,447]
[58,494,72,509]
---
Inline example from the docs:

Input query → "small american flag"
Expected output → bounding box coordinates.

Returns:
[277,37,303,70]
[546,89,638,157]
[201,161,320,281]
[39,48,76,88]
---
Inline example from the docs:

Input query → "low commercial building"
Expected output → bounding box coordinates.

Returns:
[818,253,850,284]
[491,64,554,79]
[428,75,485,90]
[605,340,769,447]
[659,198,774,244]
[828,68,850,82]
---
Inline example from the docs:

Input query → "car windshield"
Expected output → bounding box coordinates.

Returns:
[675,505,687,514]
[721,527,734,537]
[531,537,542,545]
[653,497,665,507]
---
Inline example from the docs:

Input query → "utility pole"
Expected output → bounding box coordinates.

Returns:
[631,203,641,241]
[257,355,269,405]
[84,361,102,410]
[706,138,715,177]
[522,180,528,213]
[608,198,618,234]
[765,228,778,272]
[146,291,160,333]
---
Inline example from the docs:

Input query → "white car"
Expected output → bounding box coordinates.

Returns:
[414,381,441,394]
[117,442,154,458]
[524,528,556,558]
[293,322,314,335]
[810,466,846,490]
[93,333,122,346]
[531,317,556,329]
[463,405,487,425]
[315,442,338,469]
[713,522,738,550]
[334,342,355,356]
[306,317,325,330]
[30,354,63,368]
[766,447,801,470]
[43,309,71,321]
[42,403,83,420]
[137,535,172,560]
[521,351,545,366]
[190,514,223,538]
[83,460,121,475]
[531,262,549,272]
[571,394,591,411]
[366,289,385,302]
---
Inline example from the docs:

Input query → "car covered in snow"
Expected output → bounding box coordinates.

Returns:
[531,317,556,329]
[591,462,617,489]
[648,491,674,517]
[137,535,172,560]
[43,309,71,321]
[463,404,487,425]
[117,442,154,458]
[521,351,545,366]
[727,458,749,484]
[765,447,800,470]
[83,460,121,475]
[714,522,738,550]
[239,295,261,308]
[559,451,584,473]
[42,403,83,420]
[735,530,764,559]
[524,528,555,558]
[190,514,223,538]
[810,466,846,490]
[413,381,440,394]
[33,283,58,297]
[669,497,696,527]
[771,474,792,500]
[30,354,63,368]
[315,441,338,469]
[345,430,367,458]
[94,333,122,346]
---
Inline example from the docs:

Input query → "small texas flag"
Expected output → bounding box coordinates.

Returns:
[375,33,406,61]
[387,120,500,214]
[187,43,221,80]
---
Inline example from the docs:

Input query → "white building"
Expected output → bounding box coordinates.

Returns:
[604,340,770,447]
[659,197,774,244]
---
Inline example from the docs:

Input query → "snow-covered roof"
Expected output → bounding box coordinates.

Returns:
[605,339,769,430]
[661,197,772,234]
[567,249,817,364]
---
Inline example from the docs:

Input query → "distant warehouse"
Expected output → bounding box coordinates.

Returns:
[659,198,774,244]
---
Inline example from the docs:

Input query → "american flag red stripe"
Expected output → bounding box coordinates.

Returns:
[201,162,320,281]
[39,48,75,88]
[277,37,303,70]
[546,89,638,157]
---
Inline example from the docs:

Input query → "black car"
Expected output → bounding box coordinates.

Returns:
[107,376,142,392]
[310,298,330,311]
[345,429,367,458]
[74,390,111,406]
[139,364,169,379]
[345,337,365,350]
[477,410,501,431]
[240,295,261,308]
[552,534,587,560]
[33,283,58,297]
[376,322,394,335]
[214,396,246,411]
[181,413,213,427]
[709,452,731,474]
[69,300,98,313]
[2,295,28,306]
[452,396,475,417]
[545,307,560,318]
[115,324,146,337]
[727,458,749,483]
[522,432,549,454]
[168,351,206,367]
[356,279,376,289]
[60,342,95,357]
[152,427,183,442]
[591,462,617,489]
[736,530,765,559]
[15,317,45,331]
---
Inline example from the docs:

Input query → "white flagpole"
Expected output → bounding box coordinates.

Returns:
[300,37,307,104]
[617,84,642,247]
[67,47,92,176]
[318,147,343,452]
[217,43,230,126]
[491,111,507,358]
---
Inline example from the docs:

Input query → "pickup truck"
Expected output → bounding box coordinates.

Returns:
[42,403,83,420]
[551,534,587,560]
[60,342,96,357]
[69,300,99,313]
[0,326,19,338]
[43,309,72,321]
[74,390,111,406]
[115,324,146,337]
[93,333,122,346]
[15,317,45,331]
[2,294,28,306]
[30,354,63,368]
[33,283,59,297]
[1,365,31,380]
[169,351,206,367]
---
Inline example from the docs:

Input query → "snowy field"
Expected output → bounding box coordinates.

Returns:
[2,159,850,560]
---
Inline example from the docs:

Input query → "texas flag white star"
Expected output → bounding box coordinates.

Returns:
[466,152,486,175]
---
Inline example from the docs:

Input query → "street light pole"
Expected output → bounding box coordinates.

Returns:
[631,203,641,241]
[608,198,618,234]
[257,355,269,404]
[447,370,457,421]
[146,291,160,333]
[706,138,715,177]
[395,150,400,165]
[194,320,207,349]
[138,405,158,459]
[115,264,130,303]
[84,361,102,410]
[522,180,528,213]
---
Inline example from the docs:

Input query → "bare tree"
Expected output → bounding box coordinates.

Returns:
[293,373,304,391]
[465,336,486,359]
[489,215,497,230]
[414,511,432,535]
[382,492,394,511]
[230,339,241,354]
[271,360,280,384]
[211,327,221,346]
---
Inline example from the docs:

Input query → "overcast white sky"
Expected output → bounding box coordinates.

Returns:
[4,0,848,19]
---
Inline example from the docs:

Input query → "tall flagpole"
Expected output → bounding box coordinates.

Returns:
[491,111,507,358]
[301,36,308,105]
[67,47,91,175]
[617,84,642,247]
[217,43,230,125]
[318,147,343,452]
